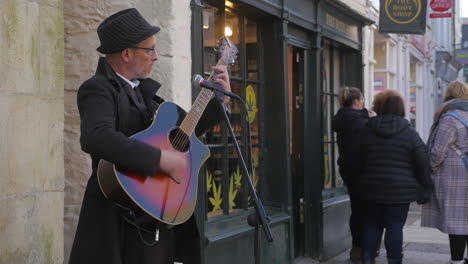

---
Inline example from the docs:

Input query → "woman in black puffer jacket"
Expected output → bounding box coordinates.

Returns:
[356,90,433,264]
[333,87,375,263]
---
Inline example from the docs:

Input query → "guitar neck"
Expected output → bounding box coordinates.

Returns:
[180,60,227,136]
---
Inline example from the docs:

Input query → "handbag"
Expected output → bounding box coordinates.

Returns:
[444,111,468,170]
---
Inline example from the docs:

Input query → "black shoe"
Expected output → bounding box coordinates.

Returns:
[349,246,362,263]
[387,258,402,264]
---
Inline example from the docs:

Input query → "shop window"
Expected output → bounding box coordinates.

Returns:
[409,57,423,129]
[201,3,262,218]
[321,43,343,191]
[374,40,397,93]
[321,40,365,196]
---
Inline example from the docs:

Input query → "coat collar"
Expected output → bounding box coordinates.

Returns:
[95,57,162,98]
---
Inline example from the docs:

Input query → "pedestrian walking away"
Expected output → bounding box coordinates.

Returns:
[355,89,433,264]
[332,86,376,263]
[421,80,468,264]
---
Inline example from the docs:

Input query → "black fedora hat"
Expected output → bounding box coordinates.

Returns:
[96,8,160,54]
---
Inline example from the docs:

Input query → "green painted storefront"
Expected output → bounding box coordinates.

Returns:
[190,0,373,263]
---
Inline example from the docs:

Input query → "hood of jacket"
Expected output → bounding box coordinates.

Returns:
[366,115,410,138]
[333,107,369,133]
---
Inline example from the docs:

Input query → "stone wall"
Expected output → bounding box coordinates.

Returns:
[0,0,64,263]
[63,0,191,262]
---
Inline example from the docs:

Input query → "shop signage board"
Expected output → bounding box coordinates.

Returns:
[323,13,360,43]
[456,49,468,65]
[429,0,452,18]
[379,0,428,34]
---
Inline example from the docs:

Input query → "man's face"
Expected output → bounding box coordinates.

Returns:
[127,36,158,79]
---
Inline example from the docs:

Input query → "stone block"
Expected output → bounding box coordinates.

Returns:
[39,0,63,9]
[0,192,63,264]
[0,96,63,195]
[39,4,64,98]
[0,0,40,95]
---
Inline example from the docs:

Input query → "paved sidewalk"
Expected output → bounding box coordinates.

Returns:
[295,204,452,264]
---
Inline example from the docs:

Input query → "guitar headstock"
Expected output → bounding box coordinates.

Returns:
[218,36,238,66]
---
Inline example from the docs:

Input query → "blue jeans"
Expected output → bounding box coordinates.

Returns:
[362,203,410,262]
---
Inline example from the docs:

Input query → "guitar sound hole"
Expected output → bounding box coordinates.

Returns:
[169,128,190,152]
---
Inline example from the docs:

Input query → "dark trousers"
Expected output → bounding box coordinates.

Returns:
[349,190,366,247]
[362,203,410,262]
[449,234,468,261]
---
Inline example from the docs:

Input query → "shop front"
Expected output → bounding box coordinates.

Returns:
[190,0,372,262]
[315,0,373,260]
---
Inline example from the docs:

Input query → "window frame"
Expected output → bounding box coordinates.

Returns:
[199,1,265,221]
[321,40,363,199]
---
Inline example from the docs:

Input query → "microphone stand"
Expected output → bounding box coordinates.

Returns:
[202,84,273,264]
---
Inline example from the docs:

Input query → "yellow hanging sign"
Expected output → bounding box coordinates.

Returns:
[246,84,258,123]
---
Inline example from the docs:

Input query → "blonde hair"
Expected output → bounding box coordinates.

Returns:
[338,87,362,107]
[444,81,468,102]
[372,89,405,117]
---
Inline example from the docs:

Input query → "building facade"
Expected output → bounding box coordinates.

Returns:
[431,0,463,106]
[366,0,438,141]
[190,0,373,262]
[2,0,463,263]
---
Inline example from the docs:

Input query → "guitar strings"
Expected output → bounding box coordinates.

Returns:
[170,40,232,152]
[172,129,187,152]
[171,71,218,152]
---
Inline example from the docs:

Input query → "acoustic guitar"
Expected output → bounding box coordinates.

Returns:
[97,36,238,225]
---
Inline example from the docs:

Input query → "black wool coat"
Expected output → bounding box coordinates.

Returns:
[70,57,224,264]
[355,115,433,204]
[332,107,370,187]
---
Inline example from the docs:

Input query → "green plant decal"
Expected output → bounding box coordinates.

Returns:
[253,152,259,169]
[233,166,242,188]
[206,171,213,192]
[229,176,238,209]
[247,95,254,111]
[209,180,222,212]
[324,135,330,186]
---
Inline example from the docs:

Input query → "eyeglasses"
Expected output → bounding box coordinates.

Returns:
[130,46,157,55]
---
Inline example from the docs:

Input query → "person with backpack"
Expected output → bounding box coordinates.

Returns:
[421,81,468,264]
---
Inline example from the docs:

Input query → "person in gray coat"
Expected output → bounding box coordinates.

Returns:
[421,81,468,264]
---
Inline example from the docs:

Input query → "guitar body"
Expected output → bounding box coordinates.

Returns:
[97,102,210,225]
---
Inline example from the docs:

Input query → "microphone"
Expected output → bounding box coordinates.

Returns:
[192,74,240,100]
